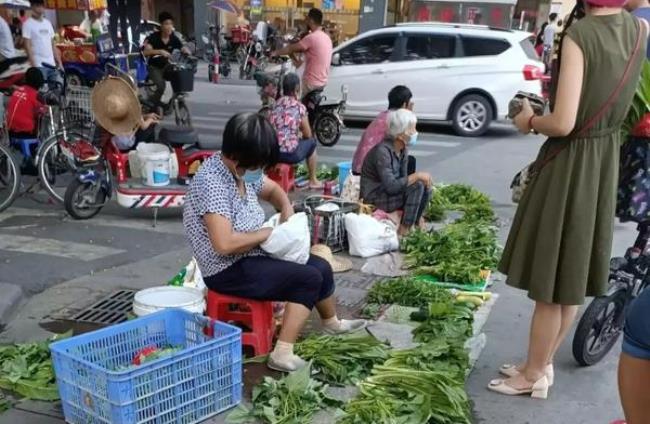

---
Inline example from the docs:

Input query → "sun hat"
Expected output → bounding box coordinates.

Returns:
[92,76,142,136]
[310,244,353,273]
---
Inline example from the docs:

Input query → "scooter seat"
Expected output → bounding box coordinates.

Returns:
[197,138,222,151]
[158,126,199,146]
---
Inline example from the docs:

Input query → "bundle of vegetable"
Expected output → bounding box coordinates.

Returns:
[402,222,500,284]
[366,276,454,308]
[411,301,475,345]
[0,393,10,414]
[294,335,390,385]
[338,366,471,424]
[0,338,62,401]
[226,364,341,424]
[383,340,469,381]
[425,184,495,224]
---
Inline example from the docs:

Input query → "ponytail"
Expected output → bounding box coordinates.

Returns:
[550,0,586,109]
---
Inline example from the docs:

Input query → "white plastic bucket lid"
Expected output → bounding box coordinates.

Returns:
[133,286,205,316]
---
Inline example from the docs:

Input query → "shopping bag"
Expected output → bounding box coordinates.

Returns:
[345,213,399,258]
[340,172,360,203]
[261,212,310,264]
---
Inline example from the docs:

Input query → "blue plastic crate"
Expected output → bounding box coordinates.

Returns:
[50,309,242,424]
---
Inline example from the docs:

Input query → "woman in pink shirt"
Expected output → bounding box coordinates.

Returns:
[352,86,415,175]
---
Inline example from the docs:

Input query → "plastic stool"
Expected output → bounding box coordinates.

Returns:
[9,138,39,159]
[206,291,275,356]
[266,164,295,193]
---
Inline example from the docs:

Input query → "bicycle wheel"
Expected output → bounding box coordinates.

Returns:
[36,131,86,203]
[175,100,192,127]
[0,142,21,213]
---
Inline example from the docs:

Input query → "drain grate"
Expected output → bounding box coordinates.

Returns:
[70,290,136,326]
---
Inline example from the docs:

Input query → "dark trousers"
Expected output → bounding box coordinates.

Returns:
[278,138,317,164]
[148,66,166,105]
[107,0,141,51]
[203,255,335,310]
[402,181,431,226]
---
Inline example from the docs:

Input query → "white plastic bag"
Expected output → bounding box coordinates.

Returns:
[345,213,399,258]
[183,258,206,293]
[261,212,310,264]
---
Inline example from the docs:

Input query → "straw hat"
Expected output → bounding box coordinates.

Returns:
[310,244,352,273]
[92,76,142,136]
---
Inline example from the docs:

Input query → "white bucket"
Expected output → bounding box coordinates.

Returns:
[133,286,206,317]
[136,144,171,187]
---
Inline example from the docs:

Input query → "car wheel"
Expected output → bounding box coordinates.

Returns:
[451,94,493,137]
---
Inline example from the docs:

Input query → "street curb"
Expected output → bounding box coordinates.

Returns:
[0,282,24,328]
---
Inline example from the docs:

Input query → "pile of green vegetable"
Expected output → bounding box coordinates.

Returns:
[411,301,475,346]
[295,164,339,181]
[337,341,471,424]
[425,184,495,224]
[226,364,341,424]
[294,335,389,385]
[366,276,454,308]
[402,222,500,284]
[0,337,63,402]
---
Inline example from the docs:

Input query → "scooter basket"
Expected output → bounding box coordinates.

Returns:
[169,69,194,93]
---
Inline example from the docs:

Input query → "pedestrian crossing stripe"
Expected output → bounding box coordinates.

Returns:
[0,235,125,261]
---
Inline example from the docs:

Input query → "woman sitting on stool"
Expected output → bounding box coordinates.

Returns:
[360,109,433,236]
[269,73,322,189]
[183,113,366,372]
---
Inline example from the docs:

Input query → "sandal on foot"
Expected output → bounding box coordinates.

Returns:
[499,363,554,386]
[323,319,368,335]
[487,375,549,399]
[267,353,307,373]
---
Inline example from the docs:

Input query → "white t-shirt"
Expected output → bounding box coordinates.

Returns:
[0,18,15,59]
[543,24,556,49]
[23,17,55,67]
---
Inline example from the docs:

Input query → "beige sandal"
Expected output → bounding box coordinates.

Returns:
[487,375,550,399]
[499,363,554,386]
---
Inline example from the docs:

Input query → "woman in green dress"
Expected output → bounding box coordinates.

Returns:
[490,0,648,398]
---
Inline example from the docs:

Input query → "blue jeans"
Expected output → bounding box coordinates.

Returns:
[623,288,650,360]
[278,138,317,164]
[38,66,63,91]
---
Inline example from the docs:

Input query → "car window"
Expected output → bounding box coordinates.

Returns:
[403,33,456,60]
[462,37,511,57]
[339,34,398,65]
[520,36,539,60]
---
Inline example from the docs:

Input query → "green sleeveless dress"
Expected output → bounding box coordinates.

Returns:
[498,11,647,306]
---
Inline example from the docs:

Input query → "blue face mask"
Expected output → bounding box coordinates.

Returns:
[408,132,419,146]
[243,169,264,184]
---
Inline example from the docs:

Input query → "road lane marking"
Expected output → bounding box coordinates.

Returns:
[0,234,125,261]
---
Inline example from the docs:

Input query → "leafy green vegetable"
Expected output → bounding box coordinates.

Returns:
[0,393,10,414]
[402,222,500,284]
[411,302,475,345]
[367,276,454,308]
[425,184,495,224]
[226,364,341,424]
[358,303,381,319]
[294,335,389,385]
[383,340,469,381]
[0,337,63,401]
[623,60,650,136]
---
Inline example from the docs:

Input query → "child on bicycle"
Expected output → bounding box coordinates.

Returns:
[6,67,45,140]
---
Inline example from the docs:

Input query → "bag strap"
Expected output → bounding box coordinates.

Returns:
[536,18,645,171]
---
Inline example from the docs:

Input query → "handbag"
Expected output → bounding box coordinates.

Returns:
[510,21,645,204]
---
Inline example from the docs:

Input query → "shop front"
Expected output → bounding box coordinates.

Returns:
[406,0,516,28]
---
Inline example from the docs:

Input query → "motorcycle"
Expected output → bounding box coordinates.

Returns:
[239,35,268,80]
[255,57,347,147]
[141,50,197,127]
[202,24,231,82]
[572,224,650,366]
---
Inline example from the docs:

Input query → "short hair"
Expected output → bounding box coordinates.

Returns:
[12,17,20,25]
[25,67,44,90]
[19,9,25,16]
[388,85,412,110]
[549,13,558,21]
[158,12,174,24]
[221,113,279,169]
[307,8,323,25]
[30,0,44,7]
[282,73,300,96]
[387,109,417,137]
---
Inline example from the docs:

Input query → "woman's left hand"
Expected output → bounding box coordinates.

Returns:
[513,98,535,134]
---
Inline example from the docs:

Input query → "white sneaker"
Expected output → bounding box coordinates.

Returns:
[323,319,368,335]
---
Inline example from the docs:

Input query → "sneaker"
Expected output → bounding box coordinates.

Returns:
[60,140,100,163]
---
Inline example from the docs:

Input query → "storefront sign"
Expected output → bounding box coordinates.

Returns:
[250,0,262,14]
[46,0,107,9]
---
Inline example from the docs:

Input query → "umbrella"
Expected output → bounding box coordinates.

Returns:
[208,0,238,15]
[0,0,30,8]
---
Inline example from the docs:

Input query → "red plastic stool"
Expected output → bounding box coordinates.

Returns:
[266,164,295,193]
[206,291,275,356]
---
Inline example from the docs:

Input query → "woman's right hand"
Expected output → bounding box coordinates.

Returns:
[260,227,273,242]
